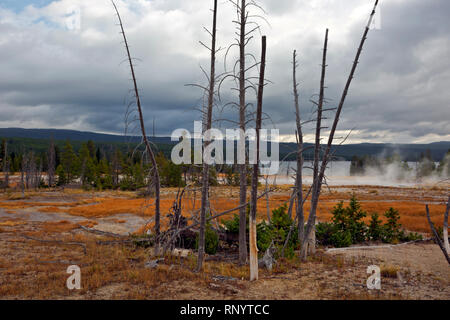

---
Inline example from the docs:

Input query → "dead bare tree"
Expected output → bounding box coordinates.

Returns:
[25,151,33,189]
[301,1,380,260]
[226,0,267,266]
[4,159,9,191]
[111,148,121,187]
[20,153,26,197]
[2,140,8,190]
[249,35,266,281]
[262,174,271,223]
[292,50,305,248]
[425,197,450,265]
[35,158,42,190]
[111,0,161,247]
[197,0,219,272]
[304,28,328,258]
[444,196,450,255]
[163,187,276,255]
[47,137,55,188]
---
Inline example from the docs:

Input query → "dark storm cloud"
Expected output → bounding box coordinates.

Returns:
[0,0,448,143]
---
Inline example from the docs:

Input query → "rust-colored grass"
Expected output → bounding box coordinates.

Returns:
[38,206,68,213]
[41,220,98,233]
[0,220,27,227]
[0,200,95,210]
[1,186,447,234]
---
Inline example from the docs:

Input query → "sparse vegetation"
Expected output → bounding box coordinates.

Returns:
[317,196,423,248]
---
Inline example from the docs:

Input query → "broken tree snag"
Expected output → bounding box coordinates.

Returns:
[301,28,329,261]
[2,139,8,190]
[47,137,56,187]
[197,0,218,272]
[444,196,450,255]
[226,0,266,266]
[292,50,305,248]
[238,0,249,266]
[250,35,267,282]
[426,204,450,265]
[111,1,161,247]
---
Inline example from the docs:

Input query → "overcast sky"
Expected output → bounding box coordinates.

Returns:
[0,0,448,144]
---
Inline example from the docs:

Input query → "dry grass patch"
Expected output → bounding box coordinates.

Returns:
[0,220,27,227]
[40,220,98,233]
[380,264,400,278]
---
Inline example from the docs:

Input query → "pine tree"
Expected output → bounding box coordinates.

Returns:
[60,141,80,183]
[368,212,383,241]
[79,143,96,187]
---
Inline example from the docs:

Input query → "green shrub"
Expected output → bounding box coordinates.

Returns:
[56,164,66,186]
[399,231,423,242]
[160,160,185,187]
[331,196,367,244]
[271,204,292,230]
[316,222,352,248]
[258,204,298,258]
[368,212,384,241]
[318,197,420,248]
[222,204,298,258]
[383,207,402,243]
[196,224,219,255]
[330,229,352,248]
[316,222,336,246]
[222,206,249,234]
[256,221,273,252]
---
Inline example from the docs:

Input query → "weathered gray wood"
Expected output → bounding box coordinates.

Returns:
[111,1,161,246]
[292,50,305,250]
[302,29,328,260]
[238,0,249,266]
[197,0,218,272]
[426,204,450,265]
[302,0,379,260]
[250,35,267,281]
[443,196,449,255]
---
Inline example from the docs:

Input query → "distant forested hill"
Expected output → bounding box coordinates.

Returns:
[1,128,449,161]
[279,141,450,162]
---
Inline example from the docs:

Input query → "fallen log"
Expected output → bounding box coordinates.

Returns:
[326,238,433,253]
[426,203,450,265]
[77,224,127,238]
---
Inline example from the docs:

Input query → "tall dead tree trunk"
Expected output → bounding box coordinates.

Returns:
[301,0,379,260]
[226,0,266,265]
[292,50,305,249]
[4,159,9,191]
[25,152,33,189]
[197,0,218,272]
[301,29,328,259]
[20,153,26,197]
[2,140,8,190]
[238,0,249,265]
[111,0,161,245]
[264,175,271,223]
[47,137,55,188]
[112,149,121,187]
[444,196,450,255]
[250,35,266,281]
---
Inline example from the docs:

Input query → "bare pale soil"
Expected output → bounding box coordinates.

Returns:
[0,185,448,300]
